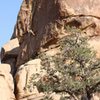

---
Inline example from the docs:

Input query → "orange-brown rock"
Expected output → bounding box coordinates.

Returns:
[1,0,100,99]
[1,38,19,61]
[10,0,100,67]
[0,64,15,100]
[1,38,19,75]
[15,59,46,100]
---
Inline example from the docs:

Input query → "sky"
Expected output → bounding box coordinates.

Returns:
[0,0,23,49]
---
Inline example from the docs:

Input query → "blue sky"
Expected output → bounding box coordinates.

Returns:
[0,0,22,49]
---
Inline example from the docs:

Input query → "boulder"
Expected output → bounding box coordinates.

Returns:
[2,58,17,76]
[0,64,15,100]
[92,92,100,100]
[15,59,46,100]
[1,38,19,61]
[88,37,100,58]
[1,38,19,76]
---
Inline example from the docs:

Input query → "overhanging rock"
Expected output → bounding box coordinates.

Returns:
[1,38,19,61]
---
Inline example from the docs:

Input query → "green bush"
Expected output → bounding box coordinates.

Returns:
[29,27,100,100]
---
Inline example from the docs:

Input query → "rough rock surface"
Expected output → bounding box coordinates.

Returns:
[15,59,46,100]
[1,38,19,75]
[0,0,100,100]
[10,0,100,67]
[0,64,15,100]
[1,38,19,61]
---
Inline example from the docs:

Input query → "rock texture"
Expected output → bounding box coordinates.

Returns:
[0,0,100,100]
[0,64,15,100]
[10,0,100,67]
[15,59,45,100]
[1,38,19,75]
[1,38,19,61]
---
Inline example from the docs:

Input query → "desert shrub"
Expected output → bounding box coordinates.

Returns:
[28,27,100,100]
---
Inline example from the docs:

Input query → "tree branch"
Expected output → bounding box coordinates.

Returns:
[89,81,100,93]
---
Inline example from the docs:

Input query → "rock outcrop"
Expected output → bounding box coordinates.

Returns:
[1,38,19,61]
[10,0,100,67]
[1,38,19,75]
[0,64,15,100]
[15,59,44,100]
[0,0,100,100]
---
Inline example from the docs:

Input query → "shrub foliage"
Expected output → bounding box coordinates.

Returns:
[28,27,100,100]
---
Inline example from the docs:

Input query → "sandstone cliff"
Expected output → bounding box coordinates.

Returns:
[0,0,100,100]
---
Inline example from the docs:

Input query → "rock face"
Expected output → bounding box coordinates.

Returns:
[0,0,100,100]
[0,64,15,100]
[10,0,100,67]
[15,59,44,100]
[1,38,19,75]
[1,38,19,61]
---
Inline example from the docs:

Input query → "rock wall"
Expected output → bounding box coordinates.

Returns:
[11,0,100,67]
[0,0,100,100]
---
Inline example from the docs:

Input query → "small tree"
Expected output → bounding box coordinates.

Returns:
[28,27,100,100]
